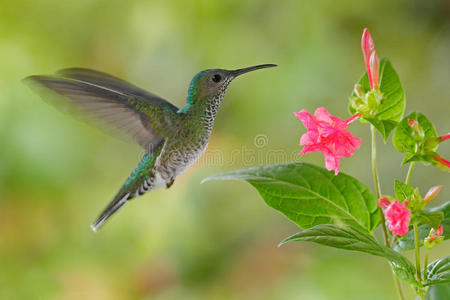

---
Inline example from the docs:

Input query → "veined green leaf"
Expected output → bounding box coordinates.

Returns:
[393,112,438,165]
[415,211,444,230]
[365,118,398,142]
[350,58,405,141]
[203,163,380,232]
[425,256,450,286]
[394,180,418,202]
[280,224,417,284]
[425,283,450,299]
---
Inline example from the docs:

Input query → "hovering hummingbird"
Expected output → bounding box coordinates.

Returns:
[24,64,276,231]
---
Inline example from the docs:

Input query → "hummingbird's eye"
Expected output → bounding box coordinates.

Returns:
[212,74,222,83]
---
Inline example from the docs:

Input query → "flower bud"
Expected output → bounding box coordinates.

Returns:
[361,28,375,90]
[428,225,444,243]
[408,119,419,131]
[366,91,378,111]
[369,51,379,89]
[434,156,450,168]
[440,133,450,142]
[424,225,444,248]
[423,185,442,203]
[354,84,365,98]
[378,197,391,209]
[407,119,425,138]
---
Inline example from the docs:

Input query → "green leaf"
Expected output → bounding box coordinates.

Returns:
[350,58,405,141]
[365,118,398,142]
[426,283,450,300]
[393,112,438,165]
[374,59,406,122]
[280,224,382,254]
[202,163,380,232]
[416,211,444,230]
[394,180,418,202]
[394,202,450,251]
[280,224,417,284]
[425,256,450,286]
[402,151,438,165]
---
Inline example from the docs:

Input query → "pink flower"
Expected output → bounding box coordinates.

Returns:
[428,225,444,242]
[383,200,411,236]
[361,28,380,90]
[294,107,362,175]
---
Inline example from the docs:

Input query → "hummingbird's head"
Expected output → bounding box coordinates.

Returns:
[185,64,277,107]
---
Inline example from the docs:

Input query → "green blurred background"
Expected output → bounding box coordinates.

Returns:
[0,0,449,299]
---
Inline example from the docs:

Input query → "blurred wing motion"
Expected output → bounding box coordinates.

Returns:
[24,68,180,149]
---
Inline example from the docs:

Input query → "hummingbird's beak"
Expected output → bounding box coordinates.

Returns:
[230,64,277,77]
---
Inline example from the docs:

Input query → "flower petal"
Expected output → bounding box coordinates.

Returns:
[299,131,318,146]
[294,107,361,176]
[322,149,340,175]
[313,107,332,123]
[294,110,317,131]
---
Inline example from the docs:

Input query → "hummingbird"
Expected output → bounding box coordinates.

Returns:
[24,64,276,231]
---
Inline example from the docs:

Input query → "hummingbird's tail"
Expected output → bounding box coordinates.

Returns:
[90,144,164,232]
[90,191,131,232]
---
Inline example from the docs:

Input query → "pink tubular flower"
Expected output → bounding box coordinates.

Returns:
[294,107,362,175]
[440,133,450,142]
[428,225,444,243]
[434,156,450,168]
[383,200,411,236]
[361,28,380,90]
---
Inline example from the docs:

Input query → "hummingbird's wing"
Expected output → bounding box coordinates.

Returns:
[24,68,180,150]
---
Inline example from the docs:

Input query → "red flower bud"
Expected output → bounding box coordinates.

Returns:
[408,119,419,132]
[369,50,379,89]
[424,185,442,203]
[378,197,391,209]
[361,28,380,90]
[428,225,444,243]
[361,30,374,69]
[434,156,450,168]
[440,133,450,142]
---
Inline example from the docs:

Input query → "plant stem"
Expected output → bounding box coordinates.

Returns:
[371,126,389,246]
[370,126,405,300]
[414,223,421,278]
[393,274,406,300]
[371,126,382,199]
[424,247,429,283]
[405,162,423,298]
[414,222,424,299]
[405,162,415,185]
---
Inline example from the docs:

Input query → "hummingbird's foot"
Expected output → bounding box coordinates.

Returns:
[166,178,175,189]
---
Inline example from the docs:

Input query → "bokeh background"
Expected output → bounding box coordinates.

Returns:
[0,0,449,299]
